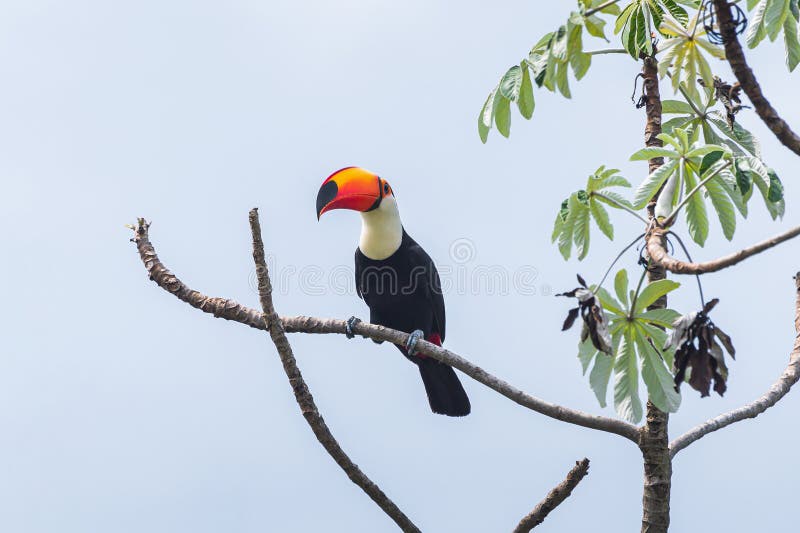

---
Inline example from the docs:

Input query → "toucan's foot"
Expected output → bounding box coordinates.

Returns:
[345,316,361,339]
[372,338,384,344]
[406,329,425,356]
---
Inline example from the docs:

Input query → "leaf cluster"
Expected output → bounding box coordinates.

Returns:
[552,166,633,260]
[578,270,682,423]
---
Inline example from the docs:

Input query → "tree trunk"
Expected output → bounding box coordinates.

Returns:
[640,401,671,532]
[640,55,672,533]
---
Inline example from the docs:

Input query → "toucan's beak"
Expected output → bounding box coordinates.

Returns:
[316,166,382,219]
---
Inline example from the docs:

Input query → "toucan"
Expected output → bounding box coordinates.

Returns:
[316,166,471,417]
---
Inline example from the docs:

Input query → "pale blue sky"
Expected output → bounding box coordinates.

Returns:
[1,1,798,531]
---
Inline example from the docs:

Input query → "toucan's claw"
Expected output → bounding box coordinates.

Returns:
[345,316,361,339]
[406,329,424,356]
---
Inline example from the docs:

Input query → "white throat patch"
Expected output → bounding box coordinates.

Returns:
[359,195,403,260]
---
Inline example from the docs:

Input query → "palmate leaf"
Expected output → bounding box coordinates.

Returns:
[657,11,725,95]
[571,270,682,421]
[478,7,606,141]
[552,166,632,260]
[629,125,756,244]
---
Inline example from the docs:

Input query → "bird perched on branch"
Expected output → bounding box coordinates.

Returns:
[316,166,471,416]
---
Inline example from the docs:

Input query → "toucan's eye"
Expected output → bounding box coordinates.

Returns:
[383,183,390,194]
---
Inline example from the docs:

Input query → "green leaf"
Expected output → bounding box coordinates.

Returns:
[767,168,784,202]
[556,197,577,259]
[718,168,749,217]
[662,99,695,114]
[684,169,710,245]
[590,200,614,240]
[578,338,598,374]
[662,0,689,26]
[596,190,634,209]
[634,279,681,313]
[573,196,592,260]
[636,326,682,413]
[698,149,724,176]
[614,269,630,308]
[615,2,637,34]
[685,144,726,159]
[614,330,643,423]
[630,147,678,160]
[637,308,682,328]
[705,177,737,240]
[747,0,770,48]
[765,0,790,41]
[478,88,496,143]
[590,349,615,407]
[785,10,800,71]
[493,93,511,138]
[499,65,523,100]
[518,63,535,119]
[633,159,678,209]
[595,286,626,317]
[585,15,608,40]
[707,112,762,157]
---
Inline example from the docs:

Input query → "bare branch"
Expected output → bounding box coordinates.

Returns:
[512,458,591,533]
[646,225,800,275]
[669,272,800,457]
[130,218,641,443]
[711,0,800,156]
[247,209,421,533]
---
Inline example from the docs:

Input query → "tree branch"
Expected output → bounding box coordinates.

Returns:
[512,458,591,533]
[711,0,800,156]
[247,209,421,533]
[646,225,800,275]
[129,217,641,443]
[669,271,800,457]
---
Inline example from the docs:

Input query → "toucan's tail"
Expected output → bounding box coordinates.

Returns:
[418,358,471,417]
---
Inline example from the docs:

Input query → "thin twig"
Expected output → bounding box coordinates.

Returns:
[711,0,800,156]
[247,209,421,533]
[512,458,591,532]
[670,272,800,457]
[646,224,800,275]
[129,218,641,443]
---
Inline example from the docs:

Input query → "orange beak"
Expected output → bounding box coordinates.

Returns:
[316,167,382,219]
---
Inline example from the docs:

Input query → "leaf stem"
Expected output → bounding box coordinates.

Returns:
[628,261,650,320]
[592,191,649,224]
[665,230,705,306]
[594,233,647,294]
[663,159,732,226]
[586,48,629,55]
[668,71,706,117]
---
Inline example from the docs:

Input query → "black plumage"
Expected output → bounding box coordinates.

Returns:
[355,230,471,416]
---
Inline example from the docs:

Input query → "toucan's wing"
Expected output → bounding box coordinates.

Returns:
[407,240,446,342]
[354,248,364,300]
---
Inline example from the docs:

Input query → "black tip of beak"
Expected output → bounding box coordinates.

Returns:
[316,179,338,219]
